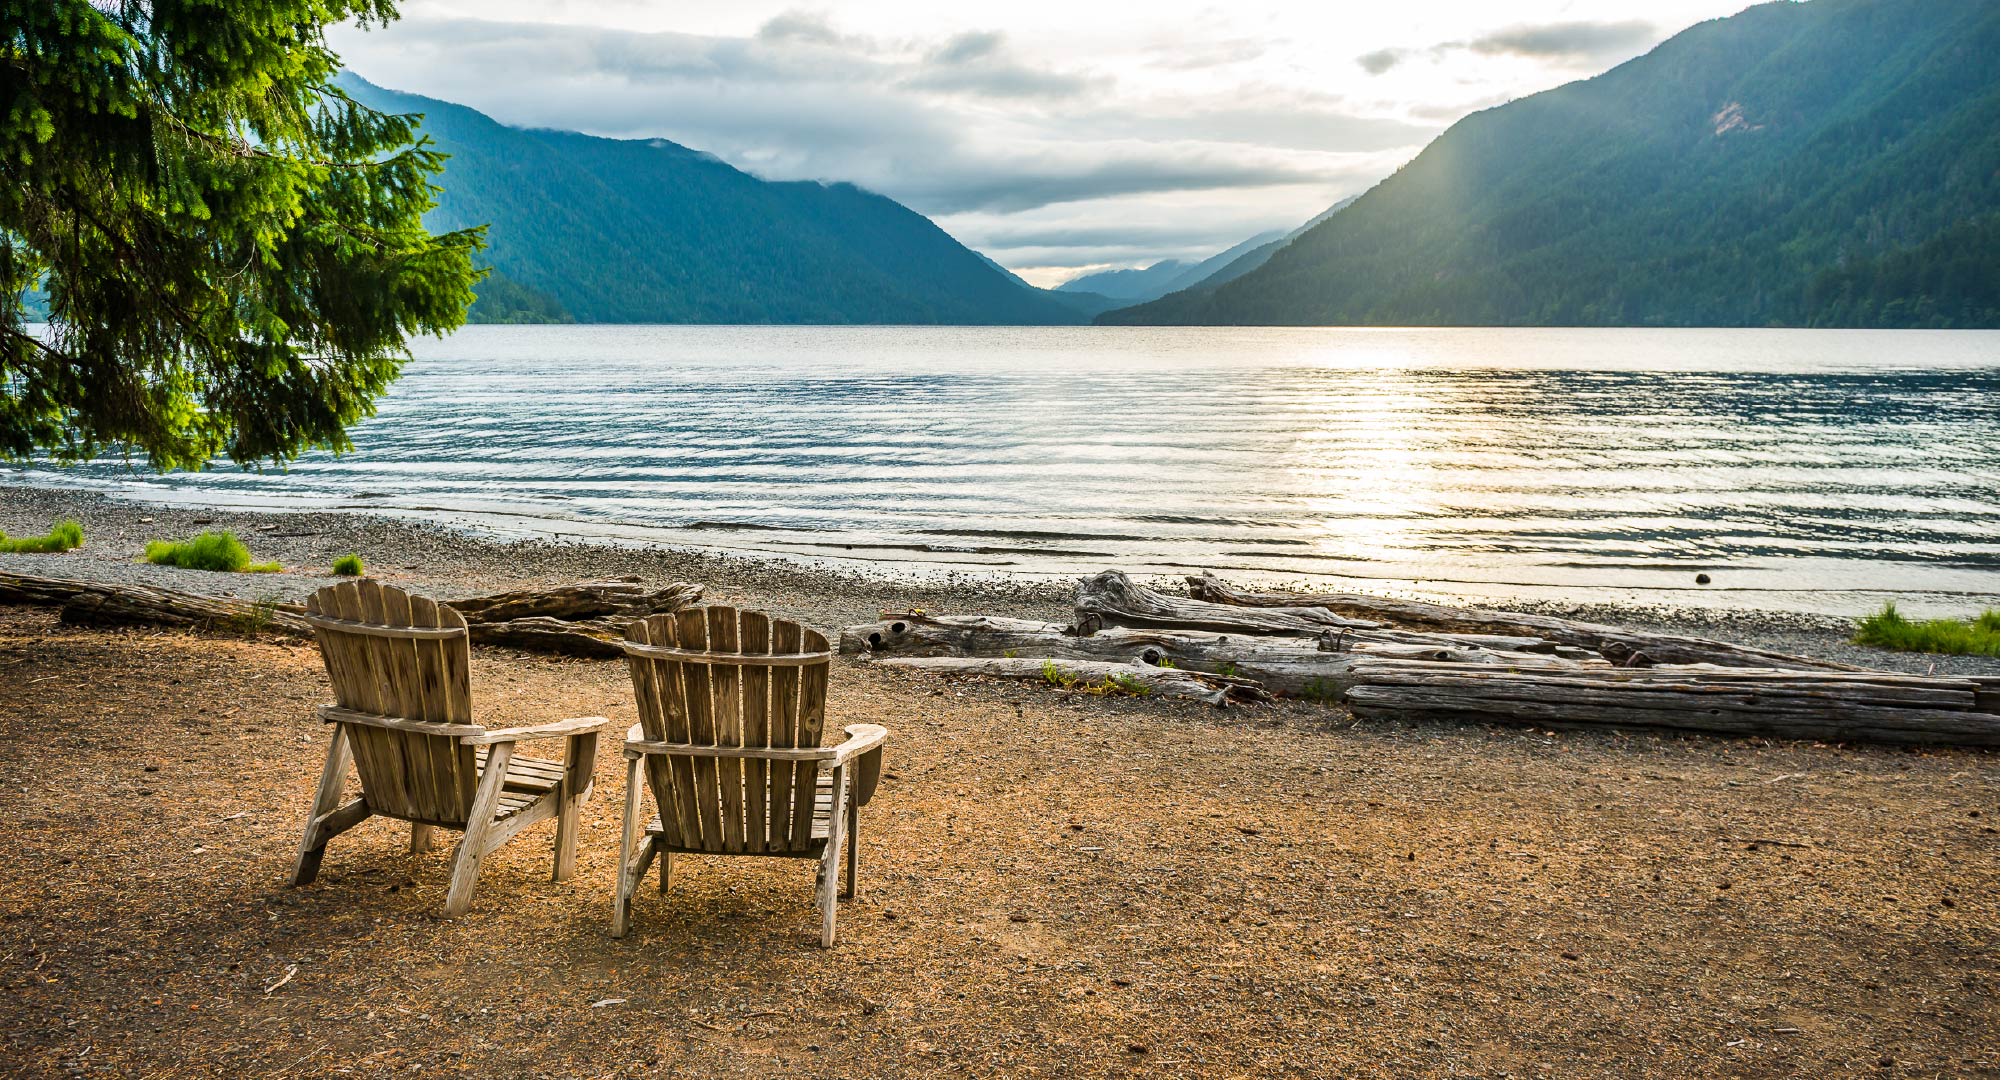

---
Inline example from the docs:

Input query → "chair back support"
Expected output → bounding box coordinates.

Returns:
[305,580,477,826]
[624,607,832,855]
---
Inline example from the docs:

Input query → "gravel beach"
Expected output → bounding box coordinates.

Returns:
[2,480,1992,677]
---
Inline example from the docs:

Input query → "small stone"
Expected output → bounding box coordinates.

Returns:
[1561,951,1579,961]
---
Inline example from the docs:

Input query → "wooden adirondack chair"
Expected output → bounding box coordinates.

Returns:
[612,607,887,946]
[291,580,613,916]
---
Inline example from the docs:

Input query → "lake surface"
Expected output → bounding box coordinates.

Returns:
[12,325,1998,614]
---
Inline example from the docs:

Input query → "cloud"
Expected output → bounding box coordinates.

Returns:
[754,10,860,48]
[1356,48,1404,75]
[1143,37,1269,71]
[329,10,1434,274]
[930,29,1003,65]
[1463,20,1658,64]
[902,31,1100,99]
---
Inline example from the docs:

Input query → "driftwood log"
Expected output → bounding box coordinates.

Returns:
[1343,659,1999,747]
[0,571,315,636]
[447,579,700,623]
[456,580,703,657]
[1075,570,1377,635]
[843,613,1596,698]
[1187,573,1862,671]
[876,656,1272,706]
[0,572,700,657]
[1075,571,1558,652]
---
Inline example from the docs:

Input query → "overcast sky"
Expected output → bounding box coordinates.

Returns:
[332,1,1755,286]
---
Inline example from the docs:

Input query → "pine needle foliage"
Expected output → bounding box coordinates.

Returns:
[2,1,484,470]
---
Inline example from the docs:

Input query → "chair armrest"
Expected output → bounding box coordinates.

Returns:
[461,715,614,746]
[840,725,888,807]
[320,704,485,737]
[826,723,888,766]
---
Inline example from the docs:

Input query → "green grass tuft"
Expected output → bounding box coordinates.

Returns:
[0,519,85,553]
[145,531,281,574]
[1852,603,1998,656]
[226,593,284,635]
[331,553,365,577]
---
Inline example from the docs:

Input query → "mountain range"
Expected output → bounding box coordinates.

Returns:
[339,0,1996,330]
[1104,0,1998,328]
[1056,230,1287,303]
[338,75,1094,325]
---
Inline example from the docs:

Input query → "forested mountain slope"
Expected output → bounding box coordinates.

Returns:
[340,76,1088,325]
[1104,0,1998,328]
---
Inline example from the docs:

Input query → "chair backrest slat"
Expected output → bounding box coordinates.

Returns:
[306,581,478,825]
[766,618,803,851]
[707,607,746,853]
[624,606,830,855]
[738,611,772,853]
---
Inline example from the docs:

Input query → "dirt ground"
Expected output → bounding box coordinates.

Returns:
[0,605,1994,1079]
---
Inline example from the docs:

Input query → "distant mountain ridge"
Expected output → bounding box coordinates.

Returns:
[339,75,1090,325]
[1104,0,1998,328]
[1055,229,1291,305]
[1057,259,1196,301]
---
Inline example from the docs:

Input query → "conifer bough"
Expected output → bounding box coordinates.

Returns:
[1,1,483,470]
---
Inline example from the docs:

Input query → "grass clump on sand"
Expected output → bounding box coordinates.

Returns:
[331,553,365,577]
[0,520,85,553]
[144,531,280,574]
[1040,660,1152,697]
[1852,603,1998,656]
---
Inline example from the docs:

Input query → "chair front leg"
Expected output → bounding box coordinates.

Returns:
[842,797,860,900]
[552,731,599,883]
[613,755,643,938]
[445,742,514,918]
[291,725,357,886]
[817,764,850,947]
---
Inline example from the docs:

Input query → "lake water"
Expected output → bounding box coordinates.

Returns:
[11,325,1998,614]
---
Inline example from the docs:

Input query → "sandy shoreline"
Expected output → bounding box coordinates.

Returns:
[2,480,1993,677]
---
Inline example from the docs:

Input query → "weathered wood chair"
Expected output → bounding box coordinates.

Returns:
[613,607,887,946]
[291,580,613,916]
